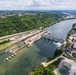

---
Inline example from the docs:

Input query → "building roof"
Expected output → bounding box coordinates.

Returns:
[73,42,76,49]
[69,65,76,75]
[69,36,73,39]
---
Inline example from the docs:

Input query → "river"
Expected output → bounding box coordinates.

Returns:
[0,19,76,75]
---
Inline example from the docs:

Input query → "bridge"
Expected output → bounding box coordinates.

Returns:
[42,35,64,43]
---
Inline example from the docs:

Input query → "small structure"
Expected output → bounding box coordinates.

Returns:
[6,58,9,61]
[5,49,8,53]
[14,53,16,56]
[8,45,18,53]
[40,26,44,30]
[69,36,74,41]
[62,62,71,69]
[65,49,71,54]
[11,55,14,57]
[69,65,76,75]
[73,42,76,49]
[9,56,12,59]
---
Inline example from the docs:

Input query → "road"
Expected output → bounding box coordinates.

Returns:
[0,29,36,40]
[42,55,64,67]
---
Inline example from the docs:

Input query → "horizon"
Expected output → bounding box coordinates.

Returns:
[0,0,76,10]
[0,10,76,11]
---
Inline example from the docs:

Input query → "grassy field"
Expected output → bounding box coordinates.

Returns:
[72,53,76,59]
[0,41,12,51]
[73,24,76,30]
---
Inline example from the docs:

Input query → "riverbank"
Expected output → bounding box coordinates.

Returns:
[64,23,76,60]
[29,58,63,75]
[0,40,12,51]
[43,15,65,31]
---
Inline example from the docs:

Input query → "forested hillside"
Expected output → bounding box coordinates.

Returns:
[0,12,63,37]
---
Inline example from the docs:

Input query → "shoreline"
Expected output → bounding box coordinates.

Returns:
[0,16,64,51]
[28,20,76,75]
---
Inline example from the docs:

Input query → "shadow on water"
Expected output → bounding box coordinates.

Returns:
[0,49,6,56]
[0,52,5,56]
[34,38,57,58]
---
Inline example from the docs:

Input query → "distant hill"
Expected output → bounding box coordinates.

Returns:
[0,12,64,37]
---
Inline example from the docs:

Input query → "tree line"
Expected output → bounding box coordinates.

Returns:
[0,12,63,37]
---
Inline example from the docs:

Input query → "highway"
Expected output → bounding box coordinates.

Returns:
[0,29,36,40]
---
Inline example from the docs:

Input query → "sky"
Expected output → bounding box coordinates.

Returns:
[0,0,76,10]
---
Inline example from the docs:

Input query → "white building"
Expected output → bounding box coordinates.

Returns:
[69,36,73,40]
[69,65,76,75]
[73,42,76,49]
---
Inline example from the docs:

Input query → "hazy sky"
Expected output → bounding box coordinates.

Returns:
[0,0,76,10]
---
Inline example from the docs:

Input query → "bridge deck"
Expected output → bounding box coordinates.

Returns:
[42,35,64,43]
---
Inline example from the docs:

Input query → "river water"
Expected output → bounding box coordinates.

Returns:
[0,19,76,75]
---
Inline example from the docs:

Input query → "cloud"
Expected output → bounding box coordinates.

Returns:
[0,0,76,10]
